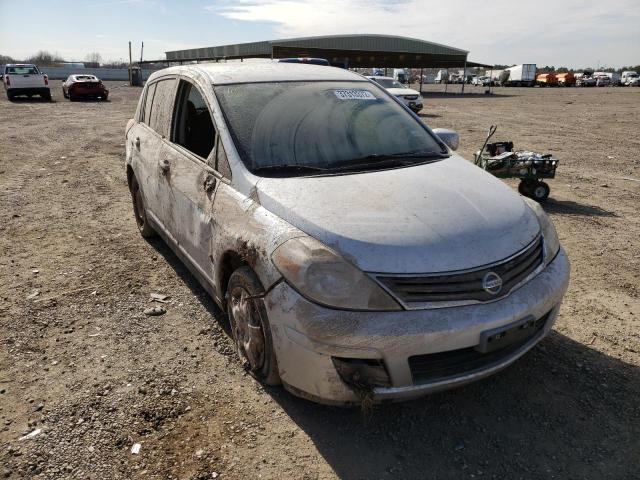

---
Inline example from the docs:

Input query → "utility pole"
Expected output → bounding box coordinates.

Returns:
[128,41,133,86]
[140,41,144,63]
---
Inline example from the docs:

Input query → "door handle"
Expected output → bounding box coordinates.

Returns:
[204,174,216,193]
[160,158,170,174]
[135,137,140,149]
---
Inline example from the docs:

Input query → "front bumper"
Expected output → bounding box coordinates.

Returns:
[263,248,570,405]
[404,100,423,112]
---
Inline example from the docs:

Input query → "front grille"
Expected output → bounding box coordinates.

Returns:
[376,236,543,306]
[408,310,550,384]
[404,94,419,100]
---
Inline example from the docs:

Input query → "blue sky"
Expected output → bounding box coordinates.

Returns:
[1,0,638,68]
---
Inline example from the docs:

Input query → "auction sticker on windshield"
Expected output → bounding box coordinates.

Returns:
[333,89,377,100]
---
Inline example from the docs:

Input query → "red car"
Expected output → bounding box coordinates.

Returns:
[62,74,109,101]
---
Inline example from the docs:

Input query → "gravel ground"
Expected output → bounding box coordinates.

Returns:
[1,82,639,480]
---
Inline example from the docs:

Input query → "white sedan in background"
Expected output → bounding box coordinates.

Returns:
[367,76,423,113]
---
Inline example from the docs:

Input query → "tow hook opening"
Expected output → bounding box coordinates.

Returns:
[332,357,392,388]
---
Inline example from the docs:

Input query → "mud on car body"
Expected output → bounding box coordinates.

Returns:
[125,63,570,405]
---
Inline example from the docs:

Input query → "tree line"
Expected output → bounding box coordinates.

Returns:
[0,50,126,68]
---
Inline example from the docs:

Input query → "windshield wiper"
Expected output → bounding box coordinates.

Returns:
[252,164,328,175]
[327,151,449,172]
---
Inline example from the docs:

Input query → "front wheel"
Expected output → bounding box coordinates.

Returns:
[227,266,280,386]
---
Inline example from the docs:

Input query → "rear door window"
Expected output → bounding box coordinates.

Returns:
[172,80,216,159]
[148,79,177,137]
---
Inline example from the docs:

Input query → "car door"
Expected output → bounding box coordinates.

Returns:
[132,78,178,231]
[159,78,221,285]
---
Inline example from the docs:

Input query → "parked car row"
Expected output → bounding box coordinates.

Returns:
[2,63,109,101]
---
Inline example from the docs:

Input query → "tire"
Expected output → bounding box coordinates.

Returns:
[129,175,156,237]
[518,180,536,197]
[531,181,550,202]
[227,266,280,386]
[7,92,14,101]
[43,92,52,101]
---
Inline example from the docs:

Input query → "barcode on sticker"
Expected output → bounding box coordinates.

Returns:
[333,89,376,100]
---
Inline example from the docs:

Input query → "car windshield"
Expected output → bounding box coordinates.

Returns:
[7,66,38,75]
[373,78,403,89]
[214,81,446,176]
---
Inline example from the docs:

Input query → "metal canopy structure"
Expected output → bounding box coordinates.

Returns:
[165,34,491,69]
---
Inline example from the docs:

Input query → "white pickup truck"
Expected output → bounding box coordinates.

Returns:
[3,64,51,101]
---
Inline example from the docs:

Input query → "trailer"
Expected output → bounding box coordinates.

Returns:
[504,64,536,86]
[556,72,575,86]
[536,73,558,86]
[474,126,559,202]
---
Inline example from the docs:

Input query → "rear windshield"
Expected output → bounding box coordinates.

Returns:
[6,66,39,75]
[214,81,444,175]
[75,75,97,81]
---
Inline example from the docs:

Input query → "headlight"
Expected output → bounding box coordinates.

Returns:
[523,198,560,263]
[271,236,401,311]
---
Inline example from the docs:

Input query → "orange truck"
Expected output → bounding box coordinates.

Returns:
[556,72,575,86]
[536,73,558,86]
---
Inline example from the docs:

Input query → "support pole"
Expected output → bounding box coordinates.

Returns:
[490,68,493,94]
[461,55,467,94]
[128,41,132,86]
[419,67,423,94]
[445,68,449,93]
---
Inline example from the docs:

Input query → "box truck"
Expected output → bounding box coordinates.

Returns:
[504,64,536,86]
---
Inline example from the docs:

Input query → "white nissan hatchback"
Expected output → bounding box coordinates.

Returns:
[125,63,570,405]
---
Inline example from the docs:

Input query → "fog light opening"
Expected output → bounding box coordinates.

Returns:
[332,357,392,389]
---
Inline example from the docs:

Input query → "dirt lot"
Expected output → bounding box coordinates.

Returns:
[1,82,639,480]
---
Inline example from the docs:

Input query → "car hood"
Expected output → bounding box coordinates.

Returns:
[255,155,541,274]
[386,88,420,96]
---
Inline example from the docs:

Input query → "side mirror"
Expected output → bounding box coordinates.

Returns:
[433,128,460,151]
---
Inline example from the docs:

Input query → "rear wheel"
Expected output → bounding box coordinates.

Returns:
[129,175,156,237]
[227,266,280,386]
[42,92,52,101]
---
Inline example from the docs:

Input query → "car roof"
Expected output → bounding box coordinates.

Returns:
[148,62,365,85]
[367,76,394,80]
[6,63,37,67]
